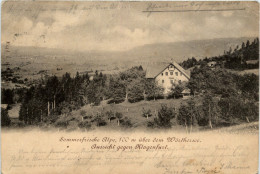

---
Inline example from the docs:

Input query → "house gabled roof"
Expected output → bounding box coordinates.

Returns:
[145,61,190,79]
[145,62,169,78]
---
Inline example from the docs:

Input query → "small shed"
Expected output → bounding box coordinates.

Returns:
[207,61,217,68]
[181,89,191,99]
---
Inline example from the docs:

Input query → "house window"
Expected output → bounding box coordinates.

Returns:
[161,73,163,76]
[171,80,173,83]
[180,72,182,76]
[170,72,173,75]
[162,80,164,83]
[175,72,178,76]
[179,80,181,84]
[166,72,168,76]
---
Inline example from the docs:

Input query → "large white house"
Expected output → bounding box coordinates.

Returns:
[145,61,190,94]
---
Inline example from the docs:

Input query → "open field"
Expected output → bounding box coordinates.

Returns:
[211,121,259,134]
[8,98,188,131]
[65,98,188,131]
[227,68,259,76]
[238,69,259,75]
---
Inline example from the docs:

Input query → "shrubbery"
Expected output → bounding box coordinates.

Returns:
[177,99,198,130]
[115,112,123,126]
[121,117,133,128]
[142,108,152,119]
[55,119,69,128]
[148,104,175,128]
[78,121,92,130]
[106,110,116,123]
[1,109,11,127]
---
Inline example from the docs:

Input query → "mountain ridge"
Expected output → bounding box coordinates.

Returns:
[2,37,256,64]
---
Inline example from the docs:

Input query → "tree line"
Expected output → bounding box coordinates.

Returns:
[14,66,166,125]
[180,38,259,70]
[2,62,257,128]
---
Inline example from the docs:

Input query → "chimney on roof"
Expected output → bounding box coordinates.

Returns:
[170,58,174,64]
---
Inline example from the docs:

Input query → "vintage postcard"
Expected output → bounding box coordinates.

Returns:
[1,1,259,174]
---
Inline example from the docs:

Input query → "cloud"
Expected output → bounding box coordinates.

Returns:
[102,26,149,43]
[49,12,84,32]
[1,1,258,51]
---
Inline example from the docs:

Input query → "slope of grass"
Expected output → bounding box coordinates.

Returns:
[57,98,188,131]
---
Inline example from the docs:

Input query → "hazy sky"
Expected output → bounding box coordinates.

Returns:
[2,1,259,51]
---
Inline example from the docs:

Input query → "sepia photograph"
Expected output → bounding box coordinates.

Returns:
[1,1,259,174]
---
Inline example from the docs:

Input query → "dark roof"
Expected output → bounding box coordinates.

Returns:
[145,61,190,79]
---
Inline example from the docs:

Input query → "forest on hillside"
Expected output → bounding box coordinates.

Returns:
[180,38,259,70]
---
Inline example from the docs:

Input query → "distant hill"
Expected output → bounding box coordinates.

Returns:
[125,37,256,63]
[2,37,256,66]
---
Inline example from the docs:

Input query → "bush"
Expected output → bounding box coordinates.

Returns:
[11,77,18,83]
[144,80,164,101]
[94,112,107,127]
[1,109,11,127]
[44,114,60,124]
[148,104,175,128]
[243,102,259,122]
[142,108,152,119]
[78,121,91,129]
[106,110,116,122]
[17,121,26,128]
[58,101,78,116]
[107,77,126,104]
[168,83,186,99]
[80,110,87,117]
[96,117,107,127]
[128,95,144,103]
[107,98,125,104]
[178,104,197,127]
[115,112,123,119]
[83,115,92,120]
[218,96,259,124]
[18,80,24,84]
[146,94,164,101]
[121,117,133,128]
[128,80,144,103]
[154,105,175,128]
[147,121,155,128]
[177,98,202,129]
[115,112,123,126]
[55,120,69,128]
